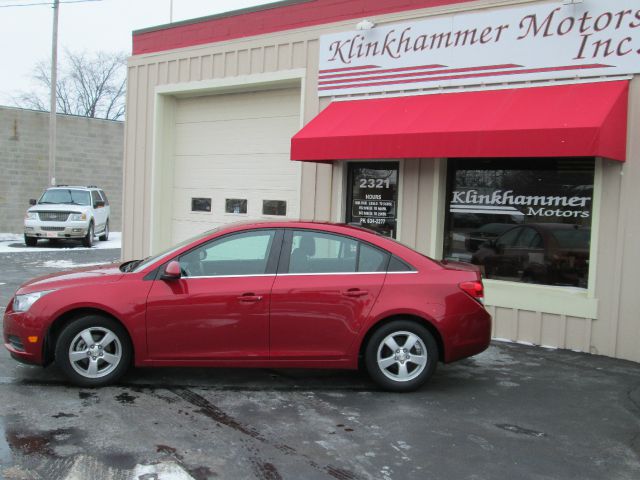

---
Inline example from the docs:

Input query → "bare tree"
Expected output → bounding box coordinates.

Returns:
[15,50,127,121]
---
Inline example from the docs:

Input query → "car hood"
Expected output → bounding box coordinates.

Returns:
[17,263,124,294]
[28,204,90,214]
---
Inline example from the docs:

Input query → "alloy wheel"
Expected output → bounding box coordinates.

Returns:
[376,331,428,382]
[68,327,122,379]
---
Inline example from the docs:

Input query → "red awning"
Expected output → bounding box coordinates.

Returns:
[291,81,629,162]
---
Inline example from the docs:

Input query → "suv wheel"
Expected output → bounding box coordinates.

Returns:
[55,315,131,387]
[365,320,438,392]
[99,220,109,241]
[24,235,37,247]
[82,222,94,248]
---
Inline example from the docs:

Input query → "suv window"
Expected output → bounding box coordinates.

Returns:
[39,189,91,206]
[99,190,109,206]
[91,190,102,207]
[179,230,276,278]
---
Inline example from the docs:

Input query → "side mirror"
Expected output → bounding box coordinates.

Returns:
[29,199,37,206]
[95,201,105,208]
[161,260,182,280]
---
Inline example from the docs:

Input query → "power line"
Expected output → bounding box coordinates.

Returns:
[0,0,102,7]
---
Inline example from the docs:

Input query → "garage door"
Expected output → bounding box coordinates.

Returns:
[172,87,301,243]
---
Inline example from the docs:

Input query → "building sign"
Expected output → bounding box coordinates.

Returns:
[318,0,640,96]
[346,163,398,237]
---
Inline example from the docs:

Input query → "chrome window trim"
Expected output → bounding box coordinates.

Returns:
[277,271,418,277]
[181,274,276,280]
[180,271,419,279]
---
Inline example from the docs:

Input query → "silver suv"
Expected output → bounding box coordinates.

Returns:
[24,186,111,247]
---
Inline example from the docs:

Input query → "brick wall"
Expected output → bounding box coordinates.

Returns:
[0,107,124,233]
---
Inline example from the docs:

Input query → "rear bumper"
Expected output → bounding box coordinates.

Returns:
[444,307,492,363]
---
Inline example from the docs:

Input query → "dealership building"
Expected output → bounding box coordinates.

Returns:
[123,0,640,362]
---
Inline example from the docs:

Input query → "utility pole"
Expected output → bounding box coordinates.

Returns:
[49,0,59,186]
[170,0,173,22]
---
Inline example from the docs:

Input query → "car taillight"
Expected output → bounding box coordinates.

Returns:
[459,281,484,304]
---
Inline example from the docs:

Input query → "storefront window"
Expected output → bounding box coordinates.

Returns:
[444,158,594,289]
[346,162,399,238]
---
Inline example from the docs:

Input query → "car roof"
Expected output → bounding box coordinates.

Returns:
[46,186,101,190]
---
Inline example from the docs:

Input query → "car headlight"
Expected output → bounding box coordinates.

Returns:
[25,212,38,220]
[13,290,54,313]
[69,213,87,221]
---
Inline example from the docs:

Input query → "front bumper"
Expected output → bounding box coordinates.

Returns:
[24,219,89,239]
[3,304,45,365]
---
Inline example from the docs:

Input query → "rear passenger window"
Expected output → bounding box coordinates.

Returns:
[99,190,109,206]
[388,255,414,272]
[91,190,102,207]
[358,244,389,272]
[289,231,357,274]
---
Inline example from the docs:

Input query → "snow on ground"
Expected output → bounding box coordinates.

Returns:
[0,232,121,253]
[39,260,113,269]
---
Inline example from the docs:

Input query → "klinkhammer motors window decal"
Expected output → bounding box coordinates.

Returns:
[318,0,640,96]
[450,189,592,219]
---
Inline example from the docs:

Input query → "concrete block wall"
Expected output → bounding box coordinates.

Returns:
[0,107,124,233]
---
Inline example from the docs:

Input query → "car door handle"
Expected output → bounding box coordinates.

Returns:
[342,289,368,298]
[238,293,263,302]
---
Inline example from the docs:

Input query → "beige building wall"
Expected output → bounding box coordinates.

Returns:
[124,0,640,362]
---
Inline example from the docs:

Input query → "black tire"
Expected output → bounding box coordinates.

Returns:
[365,320,439,392]
[24,235,37,247]
[99,220,109,241]
[55,314,132,387]
[82,222,94,247]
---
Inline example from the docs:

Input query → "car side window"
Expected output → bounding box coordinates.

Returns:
[91,190,102,207]
[179,230,276,278]
[99,190,109,206]
[358,243,389,272]
[289,230,357,274]
[497,227,521,248]
[515,228,537,248]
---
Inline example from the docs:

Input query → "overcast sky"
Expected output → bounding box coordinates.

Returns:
[0,0,280,105]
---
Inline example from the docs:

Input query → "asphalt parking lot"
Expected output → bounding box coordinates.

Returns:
[1,241,639,480]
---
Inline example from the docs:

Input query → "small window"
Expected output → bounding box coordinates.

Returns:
[99,190,110,206]
[191,198,212,212]
[225,199,247,214]
[358,243,389,272]
[388,256,413,272]
[263,200,286,216]
[289,230,357,274]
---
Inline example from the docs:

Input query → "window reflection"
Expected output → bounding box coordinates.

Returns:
[444,158,594,288]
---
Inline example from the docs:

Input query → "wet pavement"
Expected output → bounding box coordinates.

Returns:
[1,245,639,479]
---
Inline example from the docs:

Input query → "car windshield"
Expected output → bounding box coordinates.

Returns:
[39,189,91,206]
[131,227,221,273]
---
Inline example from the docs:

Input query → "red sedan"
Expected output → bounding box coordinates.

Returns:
[3,221,491,392]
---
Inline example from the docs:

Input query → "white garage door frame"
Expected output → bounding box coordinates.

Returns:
[150,69,306,254]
